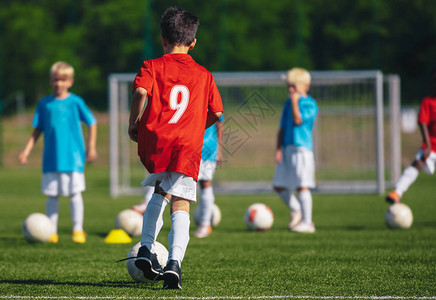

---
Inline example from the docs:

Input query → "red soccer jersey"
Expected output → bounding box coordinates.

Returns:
[132,53,223,180]
[418,96,436,152]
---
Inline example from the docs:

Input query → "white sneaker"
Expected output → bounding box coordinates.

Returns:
[194,225,212,238]
[288,210,302,230]
[291,221,315,233]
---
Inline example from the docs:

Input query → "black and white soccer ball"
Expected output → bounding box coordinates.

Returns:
[22,213,52,243]
[244,203,274,231]
[385,203,413,229]
[115,209,143,237]
[126,241,169,283]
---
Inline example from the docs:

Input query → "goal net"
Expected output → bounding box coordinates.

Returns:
[108,71,401,197]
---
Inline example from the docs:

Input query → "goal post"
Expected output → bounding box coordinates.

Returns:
[108,70,401,197]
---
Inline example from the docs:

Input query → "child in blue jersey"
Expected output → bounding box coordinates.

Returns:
[194,115,223,238]
[273,68,318,233]
[19,61,97,243]
[131,116,224,239]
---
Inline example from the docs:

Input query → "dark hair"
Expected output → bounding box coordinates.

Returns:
[160,7,199,46]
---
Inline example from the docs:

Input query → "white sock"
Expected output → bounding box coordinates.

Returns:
[140,193,169,250]
[290,193,301,212]
[198,186,214,226]
[70,193,84,232]
[298,190,313,224]
[277,189,290,208]
[395,165,419,196]
[277,189,301,211]
[46,196,59,234]
[168,210,190,266]
[144,186,154,206]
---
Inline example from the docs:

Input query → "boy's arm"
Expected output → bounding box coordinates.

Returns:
[19,128,42,164]
[419,122,432,160]
[290,92,302,125]
[129,87,148,142]
[275,128,284,163]
[206,111,223,129]
[216,120,224,164]
[86,123,98,163]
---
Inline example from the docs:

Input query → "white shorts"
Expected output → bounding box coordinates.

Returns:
[415,149,436,175]
[42,172,85,197]
[142,172,197,203]
[273,145,315,190]
[198,160,217,181]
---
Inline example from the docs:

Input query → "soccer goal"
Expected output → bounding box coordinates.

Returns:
[108,70,401,197]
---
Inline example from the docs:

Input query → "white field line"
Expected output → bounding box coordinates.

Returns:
[1,295,436,300]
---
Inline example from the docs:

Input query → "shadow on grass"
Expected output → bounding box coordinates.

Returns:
[0,279,163,290]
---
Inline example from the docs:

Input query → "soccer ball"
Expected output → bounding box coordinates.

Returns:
[193,203,222,227]
[244,203,274,231]
[22,213,52,243]
[385,203,413,229]
[126,241,169,283]
[115,209,143,237]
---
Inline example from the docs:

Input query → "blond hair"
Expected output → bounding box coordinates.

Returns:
[50,61,74,79]
[285,68,311,85]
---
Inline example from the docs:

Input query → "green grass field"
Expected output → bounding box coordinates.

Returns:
[0,165,435,299]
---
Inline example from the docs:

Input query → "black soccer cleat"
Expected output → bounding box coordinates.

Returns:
[163,260,182,290]
[135,246,163,281]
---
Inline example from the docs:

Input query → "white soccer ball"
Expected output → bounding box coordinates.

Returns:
[193,203,222,227]
[115,209,143,237]
[126,241,169,283]
[244,203,274,231]
[22,213,52,243]
[385,203,413,229]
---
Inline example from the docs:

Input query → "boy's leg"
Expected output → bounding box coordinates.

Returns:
[195,180,214,238]
[46,196,59,234]
[139,192,169,250]
[168,198,190,264]
[275,187,301,211]
[70,193,84,232]
[395,165,419,195]
[165,197,190,290]
[70,193,86,243]
[135,182,169,281]
[386,150,436,203]
[297,188,312,224]
[159,172,196,290]
[274,186,302,229]
[132,185,154,215]
[291,187,315,233]
[387,163,420,203]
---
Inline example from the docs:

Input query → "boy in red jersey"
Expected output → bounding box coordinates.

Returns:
[386,68,436,203]
[128,7,223,289]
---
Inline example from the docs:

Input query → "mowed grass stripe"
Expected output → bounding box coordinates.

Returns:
[1,295,436,299]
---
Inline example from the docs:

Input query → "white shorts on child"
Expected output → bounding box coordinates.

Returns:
[273,145,315,190]
[415,149,436,175]
[42,172,85,197]
[198,160,217,181]
[142,172,197,203]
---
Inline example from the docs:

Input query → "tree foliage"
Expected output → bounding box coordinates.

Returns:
[0,0,435,111]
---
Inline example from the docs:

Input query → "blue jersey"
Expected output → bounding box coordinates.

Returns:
[32,93,97,173]
[201,115,224,161]
[279,95,318,151]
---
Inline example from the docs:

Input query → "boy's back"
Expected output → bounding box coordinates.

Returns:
[133,53,222,179]
[280,94,318,151]
[419,96,436,151]
[129,7,223,290]
[34,93,96,173]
